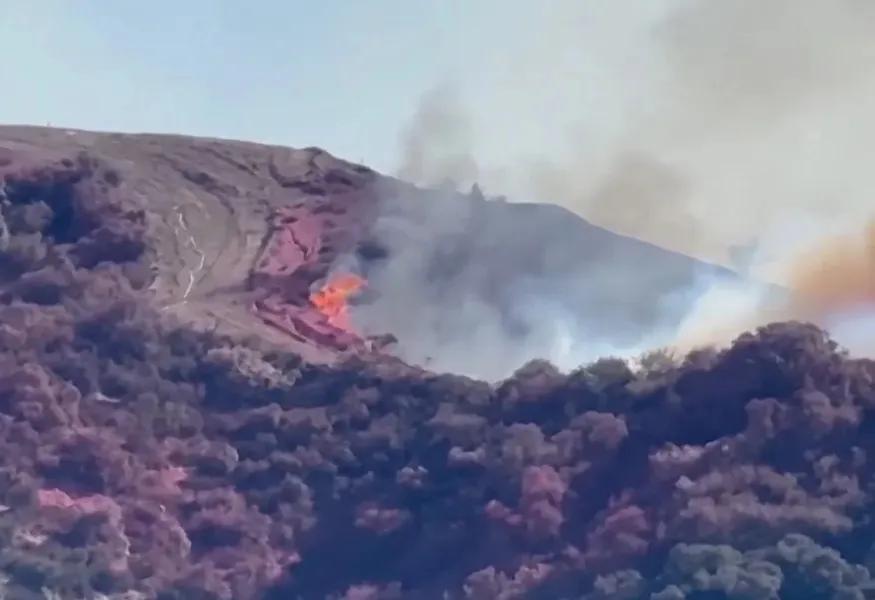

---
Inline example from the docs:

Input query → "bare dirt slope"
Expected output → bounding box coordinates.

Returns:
[0,125,384,363]
[0,125,736,378]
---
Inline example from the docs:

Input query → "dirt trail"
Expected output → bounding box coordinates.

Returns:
[0,126,382,363]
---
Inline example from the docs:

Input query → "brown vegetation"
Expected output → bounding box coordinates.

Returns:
[2,131,875,599]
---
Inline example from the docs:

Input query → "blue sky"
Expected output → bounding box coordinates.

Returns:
[1,1,536,172]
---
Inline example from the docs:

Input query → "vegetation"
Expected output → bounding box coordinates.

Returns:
[2,154,875,599]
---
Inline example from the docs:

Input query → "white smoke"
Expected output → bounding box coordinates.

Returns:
[380,0,875,378]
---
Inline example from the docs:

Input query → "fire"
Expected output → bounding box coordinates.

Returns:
[310,273,366,331]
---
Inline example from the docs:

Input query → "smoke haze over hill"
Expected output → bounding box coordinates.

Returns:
[395,0,875,359]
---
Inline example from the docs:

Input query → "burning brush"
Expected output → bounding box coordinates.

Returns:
[310,273,367,332]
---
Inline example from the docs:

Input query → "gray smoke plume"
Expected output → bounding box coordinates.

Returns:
[395,85,479,190]
[346,182,735,381]
[378,0,875,378]
[399,0,875,262]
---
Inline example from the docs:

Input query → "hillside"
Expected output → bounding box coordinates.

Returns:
[0,125,737,379]
[0,127,872,599]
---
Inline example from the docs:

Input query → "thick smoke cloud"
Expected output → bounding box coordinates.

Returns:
[399,0,875,257]
[386,0,875,373]
[347,182,729,380]
[395,85,480,190]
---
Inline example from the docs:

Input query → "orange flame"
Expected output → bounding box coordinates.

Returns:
[310,273,366,331]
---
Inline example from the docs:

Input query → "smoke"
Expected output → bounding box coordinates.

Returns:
[781,221,875,356]
[579,153,701,254]
[395,85,479,190]
[665,218,875,355]
[787,221,875,316]
[377,0,875,376]
[398,0,875,256]
[345,181,736,380]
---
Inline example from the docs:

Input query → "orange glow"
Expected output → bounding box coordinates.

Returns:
[788,220,875,318]
[310,273,366,331]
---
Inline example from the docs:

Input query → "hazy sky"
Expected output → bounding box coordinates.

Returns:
[2,1,532,172]
[0,2,680,190]
[6,1,875,266]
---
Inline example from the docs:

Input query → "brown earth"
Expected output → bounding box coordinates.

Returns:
[0,126,407,364]
[0,125,737,379]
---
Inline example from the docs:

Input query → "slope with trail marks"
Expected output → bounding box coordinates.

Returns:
[0,126,382,363]
[0,125,743,377]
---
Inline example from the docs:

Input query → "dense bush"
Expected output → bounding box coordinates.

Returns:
[2,156,875,599]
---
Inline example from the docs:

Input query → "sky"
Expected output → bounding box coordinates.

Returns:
[0,1,665,177]
[5,1,875,266]
[1,0,525,172]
